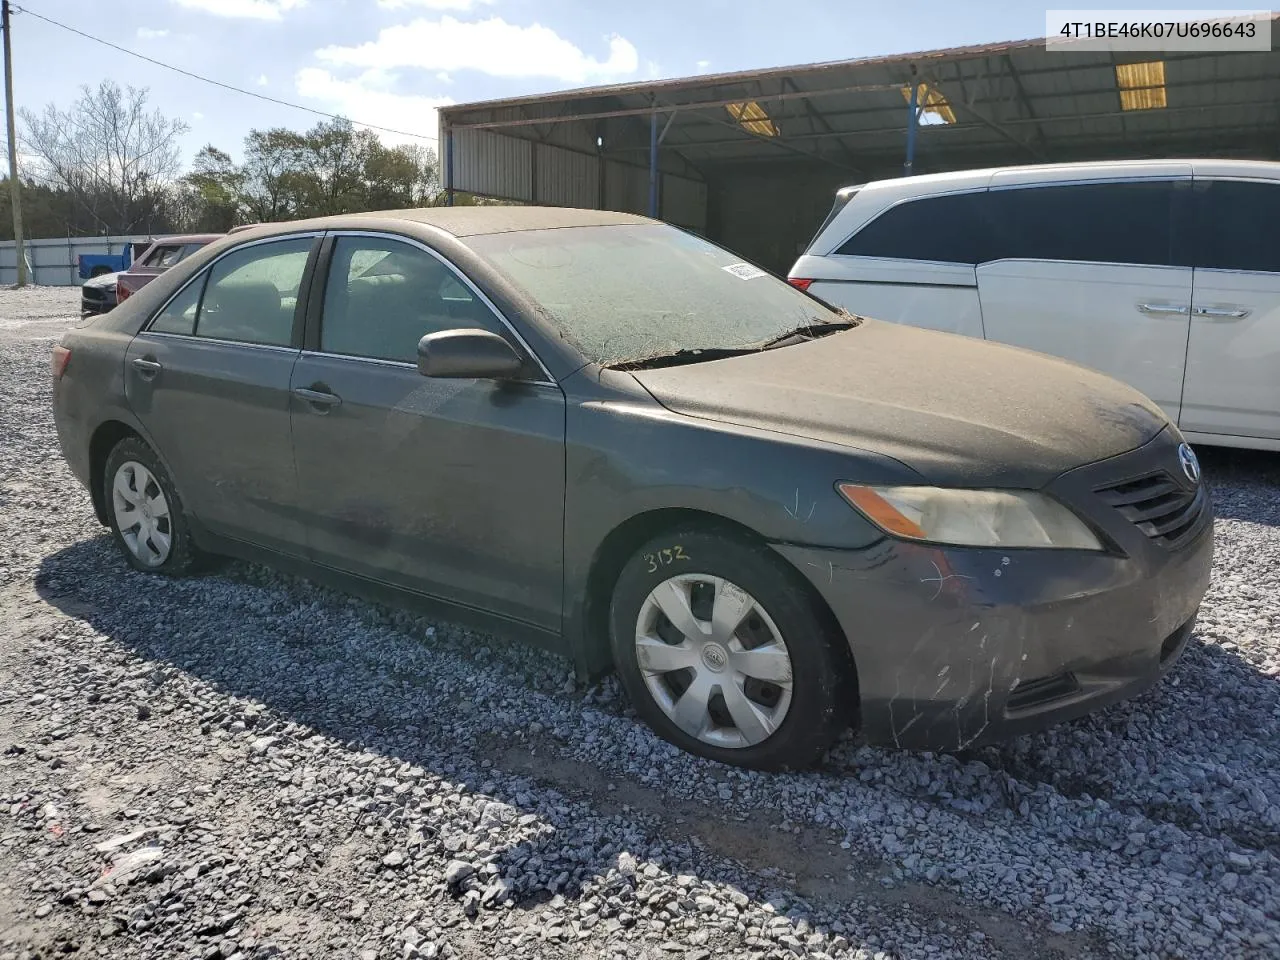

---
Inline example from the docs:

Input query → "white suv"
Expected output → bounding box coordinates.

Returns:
[790,159,1280,451]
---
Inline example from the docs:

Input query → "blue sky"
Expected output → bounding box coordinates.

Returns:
[12,0,1200,165]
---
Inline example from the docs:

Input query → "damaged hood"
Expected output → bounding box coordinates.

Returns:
[629,319,1170,488]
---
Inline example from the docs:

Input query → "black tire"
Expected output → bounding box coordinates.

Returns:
[103,437,203,576]
[609,527,854,771]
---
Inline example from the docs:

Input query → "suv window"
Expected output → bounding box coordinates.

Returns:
[1195,180,1280,273]
[320,236,503,364]
[195,237,312,346]
[985,181,1186,267]
[836,192,991,264]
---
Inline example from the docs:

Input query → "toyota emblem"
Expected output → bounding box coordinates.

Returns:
[1178,443,1201,485]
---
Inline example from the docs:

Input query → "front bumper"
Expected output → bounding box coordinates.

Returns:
[773,430,1214,751]
[81,292,115,314]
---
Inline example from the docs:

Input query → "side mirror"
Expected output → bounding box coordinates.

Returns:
[417,328,524,380]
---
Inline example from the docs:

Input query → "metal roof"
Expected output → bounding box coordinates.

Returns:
[440,23,1280,178]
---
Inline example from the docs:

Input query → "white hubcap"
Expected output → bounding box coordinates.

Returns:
[111,461,172,567]
[634,574,794,749]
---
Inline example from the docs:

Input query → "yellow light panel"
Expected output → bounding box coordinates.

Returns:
[1116,61,1168,110]
[901,83,956,124]
[725,101,779,137]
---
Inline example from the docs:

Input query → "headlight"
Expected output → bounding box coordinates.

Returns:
[836,483,1103,550]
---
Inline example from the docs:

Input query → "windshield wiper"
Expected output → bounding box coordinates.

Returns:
[608,346,760,371]
[757,317,855,351]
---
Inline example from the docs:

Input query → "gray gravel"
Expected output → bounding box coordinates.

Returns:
[1,286,1277,959]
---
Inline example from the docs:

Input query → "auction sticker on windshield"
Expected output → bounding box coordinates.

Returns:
[722,263,768,280]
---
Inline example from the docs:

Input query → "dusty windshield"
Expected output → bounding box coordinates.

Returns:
[468,224,843,365]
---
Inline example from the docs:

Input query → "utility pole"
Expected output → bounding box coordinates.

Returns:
[2,0,26,287]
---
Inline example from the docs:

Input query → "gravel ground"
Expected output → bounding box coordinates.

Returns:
[1,285,1277,960]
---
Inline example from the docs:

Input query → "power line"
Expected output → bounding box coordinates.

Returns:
[11,3,440,144]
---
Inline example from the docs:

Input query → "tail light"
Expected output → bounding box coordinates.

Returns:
[117,279,131,302]
[51,345,71,379]
[787,278,814,292]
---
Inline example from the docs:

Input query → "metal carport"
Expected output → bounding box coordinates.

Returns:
[439,24,1280,272]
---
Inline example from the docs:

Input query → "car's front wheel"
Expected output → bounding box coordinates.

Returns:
[104,437,202,576]
[609,528,854,770]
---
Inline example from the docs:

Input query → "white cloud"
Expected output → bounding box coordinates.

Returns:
[295,68,453,148]
[695,59,711,72]
[377,0,491,9]
[436,72,453,84]
[257,74,270,86]
[136,27,170,39]
[171,0,306,20]
[645,60,661,78]
[192,111,204,120]
[316,16,639,84]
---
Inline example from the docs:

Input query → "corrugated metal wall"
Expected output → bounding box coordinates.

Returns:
[450,129,707,232]
[0,235,149,286]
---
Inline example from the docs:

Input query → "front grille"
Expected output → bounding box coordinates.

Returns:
[1095,470,1207,548]
[81,287,104,302]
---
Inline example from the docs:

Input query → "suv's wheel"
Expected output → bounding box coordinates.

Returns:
[609,528,853,770]
[104,437,202,575]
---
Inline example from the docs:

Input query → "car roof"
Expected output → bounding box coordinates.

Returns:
[846,158,1280,194]
[145,234,224,245]
[227,206,656,243]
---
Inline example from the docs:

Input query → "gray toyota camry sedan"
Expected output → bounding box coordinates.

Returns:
[51,207,1213,770]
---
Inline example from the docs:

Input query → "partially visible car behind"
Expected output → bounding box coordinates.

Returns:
[78,240,153,280]
[80,269,122,315]
[116,234,222,305]
[789,158,1280,452]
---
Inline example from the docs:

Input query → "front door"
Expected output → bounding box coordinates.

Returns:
[124,235,316,554]
[1180,179,1280,441]
[976,177,1194,421]
[289,233,567,630]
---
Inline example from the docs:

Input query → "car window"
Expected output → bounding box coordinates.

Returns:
[143,245,183,268]
[179,242,209,262]
[468,224,842,365]
[194,237,312,347]
[320,236,504,363]
[150,276,205,336]
[836,191,990,263]
[1194,180,1280,272]
[985,181,1186,267]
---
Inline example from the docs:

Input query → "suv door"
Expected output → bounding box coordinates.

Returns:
[1180,178,1280,441]
[289,233,567,630]
[976,175,1194,420]
[124,234,317,555]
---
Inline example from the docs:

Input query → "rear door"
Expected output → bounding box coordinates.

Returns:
[288,232,567,630]
[1179,178,1280,441]
[124,234,318,555]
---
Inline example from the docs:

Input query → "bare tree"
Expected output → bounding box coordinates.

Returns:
[20,81,188,234]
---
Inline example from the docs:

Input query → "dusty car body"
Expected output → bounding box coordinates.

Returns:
[51,208,1212,769]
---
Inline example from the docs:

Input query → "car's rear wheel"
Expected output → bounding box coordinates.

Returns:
[104,437,202,575]
[609,528,853,770]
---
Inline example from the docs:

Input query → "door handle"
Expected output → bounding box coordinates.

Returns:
[131,357,162,380]
[1136,303,1189,317]
[293,387,342,410]
[1193,305,1250,321]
